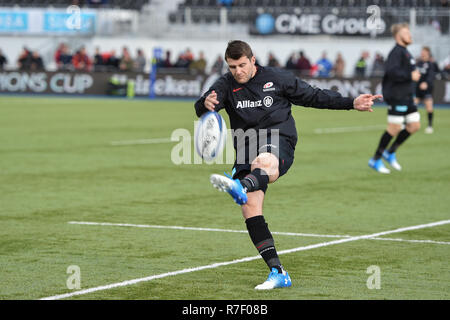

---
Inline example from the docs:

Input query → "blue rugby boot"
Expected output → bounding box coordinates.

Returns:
[210,174,248,205]
[382,151,402,171]
[368,157,391,174]
[254,267,292,290]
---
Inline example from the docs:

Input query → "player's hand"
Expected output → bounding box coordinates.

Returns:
[353,94,383,112]
[411,70,421,82]
[419,81,428,90]
[204,90,219,111]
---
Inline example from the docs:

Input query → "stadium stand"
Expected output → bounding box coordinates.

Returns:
[169,0,450,25]
[0,0,150,10]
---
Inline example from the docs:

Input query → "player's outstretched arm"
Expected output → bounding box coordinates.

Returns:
[353,94,383,112]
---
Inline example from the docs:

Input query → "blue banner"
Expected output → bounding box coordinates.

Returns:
[43,12,96,34]
[0,12,28,32]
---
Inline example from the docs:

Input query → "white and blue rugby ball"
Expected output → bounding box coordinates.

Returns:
[195,111,227,161]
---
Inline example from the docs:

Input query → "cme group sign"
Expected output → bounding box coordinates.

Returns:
[253,11,387,37]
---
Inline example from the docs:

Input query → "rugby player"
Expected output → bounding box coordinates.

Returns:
[369,23,421,173]
[194,40,380,290]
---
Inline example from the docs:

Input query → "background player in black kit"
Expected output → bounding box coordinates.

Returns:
[415,46,438,134]
[194,40,381,290]
[368,23,422,174]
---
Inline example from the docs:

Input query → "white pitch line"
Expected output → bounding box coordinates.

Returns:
[67,221,352,239]
[40,219,450,300]
[314,124,386,134]
[68,221,450,245]
[371,237,450,246]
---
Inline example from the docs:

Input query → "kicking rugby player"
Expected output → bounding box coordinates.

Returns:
[194,40,380,290]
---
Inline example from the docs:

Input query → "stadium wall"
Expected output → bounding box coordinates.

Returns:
[1,70,449,105]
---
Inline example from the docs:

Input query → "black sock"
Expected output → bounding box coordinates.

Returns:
[388,129,411,153]
[240,168,269,193]
[374,131,393,160]
[428,112,433,127]
[245,215,282,273]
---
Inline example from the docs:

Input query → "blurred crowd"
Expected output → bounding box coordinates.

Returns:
[0,44,450,80]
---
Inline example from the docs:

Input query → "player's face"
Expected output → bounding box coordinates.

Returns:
[226,55,256,84]
[398,27,412,46]
[421,49,430,61]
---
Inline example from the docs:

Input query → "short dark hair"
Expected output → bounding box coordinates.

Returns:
[224,40,253,61]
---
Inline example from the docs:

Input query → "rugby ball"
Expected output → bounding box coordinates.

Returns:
[195,111,227,161]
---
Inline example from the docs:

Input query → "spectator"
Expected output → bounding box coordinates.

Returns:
[135,49,146,72]
[371,52,385,77]
[93,47,105,71]
[211,55,224,75]
[58,45,73,71]
[184,48,194,62]
[0,49,8,70]
[30,51,44,71]
[332,52,345,78]
[316,51,333,77]
[267,52,280,67]
[106,49,120,71]
[189,51,207,74]
[17,47,32,71]
[285,53,297,70]
[157,50,172,68]
[355,51,370,77]
[119,48,134,72]
[296,51,311,76]
[174,52,190,68]
[163,50,173,68]
[72,47,92,71]
[54,43,67,69]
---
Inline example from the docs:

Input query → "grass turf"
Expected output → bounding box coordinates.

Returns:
[0,96,449,300]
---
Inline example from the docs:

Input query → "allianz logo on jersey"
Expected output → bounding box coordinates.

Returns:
[236,96,273,109]
[236,100,262,109]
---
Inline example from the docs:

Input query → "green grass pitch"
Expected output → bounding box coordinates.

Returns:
[0,96,449,300]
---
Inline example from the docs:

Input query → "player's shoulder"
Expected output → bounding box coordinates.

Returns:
[259,65,296,82]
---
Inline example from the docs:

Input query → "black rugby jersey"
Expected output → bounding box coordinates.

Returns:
[194,65,354,148]
[382,44,416,105]
[416,59,436,88]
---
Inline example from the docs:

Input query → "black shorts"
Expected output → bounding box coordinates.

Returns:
[415,87,433,100]
[387,104,418,116]
[231,132,295,191]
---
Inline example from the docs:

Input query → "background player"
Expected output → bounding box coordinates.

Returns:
[415,46,438,134]
[369,23,421,174]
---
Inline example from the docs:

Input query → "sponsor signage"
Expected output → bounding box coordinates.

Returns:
[0,11,28,32]
[0,8,96,35]
[0,70,449,105]
[252,11,389,37]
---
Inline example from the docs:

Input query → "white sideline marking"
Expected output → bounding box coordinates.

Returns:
[314,125,385,134]
[371,237,450,246]
[67,221,352,239]
[40,219,450,300]
[68,221,450,245]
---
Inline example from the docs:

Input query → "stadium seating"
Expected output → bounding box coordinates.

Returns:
[0,0,149,10]
[170,0,449,25]
[178,0,446,8]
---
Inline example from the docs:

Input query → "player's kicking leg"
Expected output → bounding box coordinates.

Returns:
[210,152,291,290]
